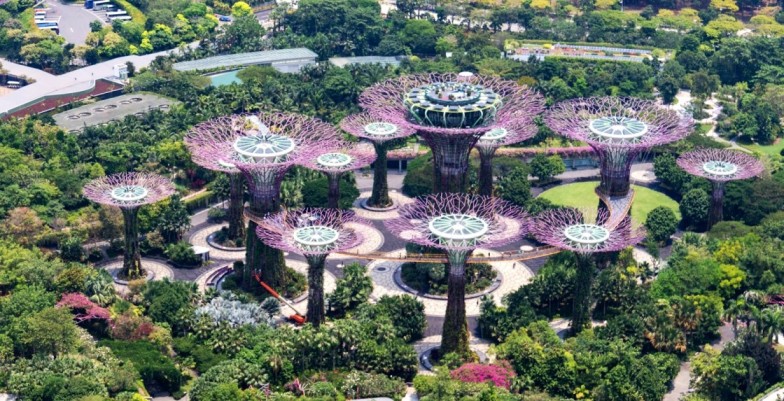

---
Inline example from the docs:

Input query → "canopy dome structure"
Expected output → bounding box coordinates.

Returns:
[545,97,693,197]
[83,172,175,279]
[340,113,416,208]
[385,193,528,357]
[188,112,341,291]
[299,142,376,208]
[360,73,545,193]
[256,208,366,327]
[676,148,765,228]
[529,207,645,332]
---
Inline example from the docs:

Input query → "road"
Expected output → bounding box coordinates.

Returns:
[45,0,104,45]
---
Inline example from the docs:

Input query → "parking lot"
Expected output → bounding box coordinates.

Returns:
[41,1,105,45]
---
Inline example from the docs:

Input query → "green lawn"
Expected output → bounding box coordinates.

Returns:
[742,140,784,158]
[538,181,681,223]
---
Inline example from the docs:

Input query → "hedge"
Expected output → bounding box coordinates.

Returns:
[114,0,148,25]
[99,340,183,393]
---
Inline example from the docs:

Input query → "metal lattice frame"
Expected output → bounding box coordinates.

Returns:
[189,112,342,291]
[255,208,367,327]
[360,73,545,193]
[299,141,376,208]
[676,148,765,228]
[545,97,693,197]
[83,172,175,279]
[475,118,539,196]
[385,193,528,356]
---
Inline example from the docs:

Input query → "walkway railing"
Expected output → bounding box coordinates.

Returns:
[332,245,560,263]
[597,188,635,230]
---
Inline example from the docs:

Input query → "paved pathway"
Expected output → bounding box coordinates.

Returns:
[188,223,244,260]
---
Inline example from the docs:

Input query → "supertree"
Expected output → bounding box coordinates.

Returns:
[529,208,645,333]
[360,73,545,193]
[185,124,246,243]
[299,142,376,208]
[385,193,527,357]
[190,113,340,291]
[255,208,365,327]
[340,113,415,208]
[474,119,539,196]
[544,97,693,198]
[83,172,175,279]
[676,148,765,229]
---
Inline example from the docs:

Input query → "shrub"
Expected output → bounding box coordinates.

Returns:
[451,363,516,389]
[357,295,426,342]
[327,263,373,318]
[301,175,360,210]
[207,207,227,222]
[99,340,183,393]
[339,370,406,400]
[173,336,228,373]
[165,241,202,267]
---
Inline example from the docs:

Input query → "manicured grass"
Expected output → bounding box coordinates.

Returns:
[538,181,681,223]
[742,140,784,158]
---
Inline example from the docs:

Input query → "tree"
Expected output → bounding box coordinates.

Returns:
[644,206,678,244]
[710,0,739,12]
[154,195,191,244]
[231,1,253,17]
[496,166,532,207]
[529,154,565,183]
[16,307,78,357]
[0,207,46,247]
[680,189,710,230]
[327,263,373,317]
[302,175,360,210]
[399,19,437,55]
[89,20,103,32]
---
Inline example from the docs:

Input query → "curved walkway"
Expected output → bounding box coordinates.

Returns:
[188,223,245,260]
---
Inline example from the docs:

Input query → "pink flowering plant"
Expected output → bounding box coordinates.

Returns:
[450,362,516,389]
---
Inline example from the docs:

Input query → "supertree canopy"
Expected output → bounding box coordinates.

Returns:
[360,73,544,193]
[529,208,645,333]
[191,113,341,291]
[299,141,376,208]
[256,208,365,327]
[340,113,415,208]
[475,119,538,196]
[385,193,527,357]
[185,122,246,243]
[677,148,765,228]
[545,97,693,197]
[83,172,175,279]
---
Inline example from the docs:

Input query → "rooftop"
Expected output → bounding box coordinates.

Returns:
[173,48,318,72]
[329,55,404,68]
[52,93,178,133]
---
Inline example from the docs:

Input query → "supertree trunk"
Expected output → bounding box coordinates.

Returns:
[369,142,391,207]
[121,207,143,279]
[441,250,471,358]
[571,254,595,334]
[227,172,246,241]
[478,149,495,197]
[709,181,725,230]
[597,149,635,198]
[306,254,327,328]
[424,133,479,194]
[244,172,286,292]
[327,173,341,209]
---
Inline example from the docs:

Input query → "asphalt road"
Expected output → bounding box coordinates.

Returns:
[45,0,104,45]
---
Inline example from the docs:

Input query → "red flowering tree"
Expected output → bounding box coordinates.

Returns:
[56,293,111,323]
[451,363,516,389]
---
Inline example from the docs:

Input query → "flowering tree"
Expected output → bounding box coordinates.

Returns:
[56,293,111,324]
[341,113,416,208]
[256,208,366,327]
[451,363,516,389]
[677,148,765,229]
[189,113,341,291]
[385,193,527,357]
[545,97,693,197]
[83,172,174,279]
[529,208,645,332]
[360,73,544,193]
[299,141,376,208]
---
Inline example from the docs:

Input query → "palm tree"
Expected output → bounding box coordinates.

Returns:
[757,306,784,342]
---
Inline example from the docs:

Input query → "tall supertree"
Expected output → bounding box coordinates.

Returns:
[299,142,376,208]
[385,193,527,357]
[529,208,645,333]
[676,148,765,229]
[340,113,415,208]
[360,73,544,193]
[545,97,693,198]
[255,208,366,327]
[474,119,539,196]
[185,121,246,243]
[83,172,175,279]
[192,113,340,291]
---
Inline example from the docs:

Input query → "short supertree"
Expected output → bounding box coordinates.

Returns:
[545,97,693,198]
[474,118,539,196]
[185,125,246,243]
[192,113,341,291]
[340,113,415,207]
[529,208,645,333]
[385,193,527,357]
[360,73,545,193]
[83,172,175,279]
[255,208,366,327]
[676,148,765,229]
[299,142,376,208]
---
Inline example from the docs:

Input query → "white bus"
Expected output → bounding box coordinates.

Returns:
[106,10,128,17]
[109,15,132,21]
